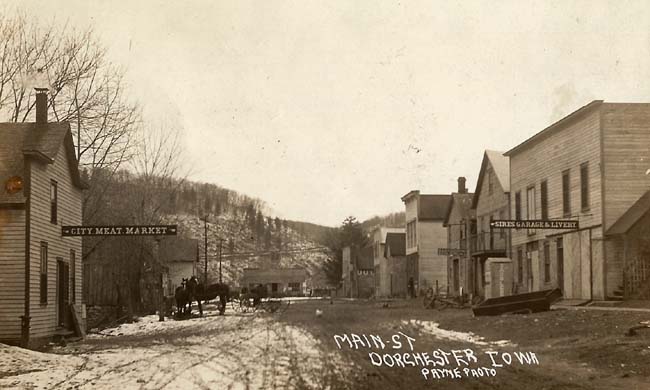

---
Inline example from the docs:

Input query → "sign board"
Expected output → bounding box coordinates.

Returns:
[438,248,467,256]
[489,220,579,230]
[62,225,178,236]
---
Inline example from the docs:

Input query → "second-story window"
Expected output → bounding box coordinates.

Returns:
[515,191,521,220]
[50,180,58,224]
[562,170,571,217]
[527,186,536,235]
[580,162,590,211]
[541,180,548,220]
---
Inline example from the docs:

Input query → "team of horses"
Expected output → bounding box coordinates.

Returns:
[174,276,230,318]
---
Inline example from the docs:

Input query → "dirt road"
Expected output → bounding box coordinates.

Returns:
[2,299,650,389]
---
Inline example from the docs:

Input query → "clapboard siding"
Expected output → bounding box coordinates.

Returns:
[418,221,448,292]
[510,109,603,249]
[0,209,25,340]
[601,103,650,231]
[28,144,83,339]
[476,163,509,232]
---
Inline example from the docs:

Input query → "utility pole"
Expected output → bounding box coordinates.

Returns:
[203,215,208,285]
[218,238,224,284]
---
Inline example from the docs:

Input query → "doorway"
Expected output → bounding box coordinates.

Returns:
[57,259,69,327]
[453,259,460,295]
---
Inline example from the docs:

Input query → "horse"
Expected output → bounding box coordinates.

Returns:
[195,281,230,315]
[186,276,203,317]
[174,278,190,317]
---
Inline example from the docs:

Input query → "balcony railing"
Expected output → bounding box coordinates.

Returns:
[470,231,507,254]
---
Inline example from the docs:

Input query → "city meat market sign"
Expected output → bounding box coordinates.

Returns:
[489,220,579,230]
[62,225,178,236]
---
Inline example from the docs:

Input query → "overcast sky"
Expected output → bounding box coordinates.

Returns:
[7,1,650,226]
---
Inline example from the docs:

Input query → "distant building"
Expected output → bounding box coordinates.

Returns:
[159,237,198,295]
[0,88,87,347]
[384,232,408,297]
[241,267,307,296]
[370,226,405,297]
[443,177,474,297]
[401,191,452,295]
[505,101,650,300]
[340,245,375,298]
[470,150,511,298]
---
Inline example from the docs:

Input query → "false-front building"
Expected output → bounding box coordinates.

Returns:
[506,101,650,301]
[402,191,451,295]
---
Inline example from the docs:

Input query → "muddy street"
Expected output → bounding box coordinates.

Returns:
[2,300,650,389]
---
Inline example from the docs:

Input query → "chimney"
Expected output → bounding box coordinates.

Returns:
[35,88,48,125]
[457,177,467,193]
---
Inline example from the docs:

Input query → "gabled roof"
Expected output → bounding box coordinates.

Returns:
[471,150,510,209]
[443,192,474,226]
[384,232,406,257]
[0,122,87,204]
[418,194,452,221]
[504,100,604,157]
[606,190,650,235]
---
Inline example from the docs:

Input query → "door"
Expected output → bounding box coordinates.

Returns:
[453,259,460,295]
[557,238,564,293]
[57,259,69,327]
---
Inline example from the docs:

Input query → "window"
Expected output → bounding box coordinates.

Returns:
[543,242,551,283]
[540,180,548,220]
[50,180,58,224]
[580,162,590,211]
[499,210,506,238]
[70,250,76,304]
[527,186,536,235]
[517,248,523,284]
[407,221,417,248]
[40,242,48,304]
[562,170,571,217]
[515,191,521,220]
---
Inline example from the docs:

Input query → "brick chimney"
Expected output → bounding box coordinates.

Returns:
[35,88,48,125]
[457,177,467,193]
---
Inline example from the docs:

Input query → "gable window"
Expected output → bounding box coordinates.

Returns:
[50,180,58,224]
[562,170,571,217]
[580,162,590,211]
[540,180,548,220]
[40,242,48,304]
[515,191,521,220]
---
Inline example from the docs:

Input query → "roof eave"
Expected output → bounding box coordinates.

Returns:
[504,100,604,157]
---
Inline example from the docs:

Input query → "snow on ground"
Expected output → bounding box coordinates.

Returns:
[403,319,516,348]
[1,304,351,390]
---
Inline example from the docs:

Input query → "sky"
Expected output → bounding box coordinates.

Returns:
[5,1,650,226]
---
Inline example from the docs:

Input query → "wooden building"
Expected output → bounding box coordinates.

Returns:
[443,177,474,297]
[370,226,405,297]
[340,245,375,298]
[159,237,198,294]
[506,101,650,301]
[470,150,511,298]
[384,232,408,297]
[401,191,451,295]
[241,267,307,296]
[0,88,86,347]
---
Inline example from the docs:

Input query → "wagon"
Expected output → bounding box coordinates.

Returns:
[472,288,563,316]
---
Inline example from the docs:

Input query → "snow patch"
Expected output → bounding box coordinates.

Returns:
[404,319,516,347]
